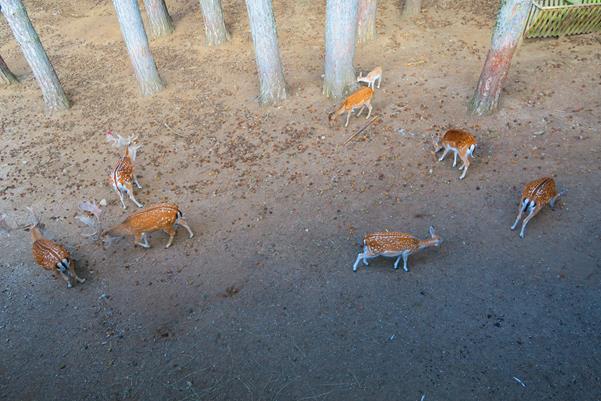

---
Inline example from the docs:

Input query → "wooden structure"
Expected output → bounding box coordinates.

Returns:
[524,0,601,38]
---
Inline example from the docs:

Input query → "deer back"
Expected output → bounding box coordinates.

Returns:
[33,239,70,270]
[122,203,180,233]
[441,129,476,150]
[522,177,557,205]
[343,87,374,111]
[365,232,420,254]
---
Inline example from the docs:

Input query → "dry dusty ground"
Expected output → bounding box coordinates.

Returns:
[1,0,600,400]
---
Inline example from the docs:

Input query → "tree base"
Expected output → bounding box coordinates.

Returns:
[205,29,230,46]
[469,47,515,116]
[258,85,287,105]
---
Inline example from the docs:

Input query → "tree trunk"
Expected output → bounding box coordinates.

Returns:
[403,0,422,16]
[245,0,287,104]
[199,0,230,46]
[0,0,69,110]
[323,0,359,99]
[357,0,376,44]
[142,0,174,38]
[0,54,18,85]
[469,0,532,115]
[112,0,164,96]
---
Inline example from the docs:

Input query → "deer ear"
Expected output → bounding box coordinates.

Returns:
[429,226,436,237]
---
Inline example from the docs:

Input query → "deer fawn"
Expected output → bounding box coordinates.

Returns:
[511,177,564,238]
[357,66,382,89]
[110,145,143,209]
[329,87,374,127]
[433,129,477,180]
[101,203,194,249]
[353,226,443,272]
[28,212,85,288]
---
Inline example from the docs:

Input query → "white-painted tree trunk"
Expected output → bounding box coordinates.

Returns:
[403,0,422,16]
[143,0,174,38]
[323,0,359,99]
[357,0,377,44]
[0,0,69,110]
[112,0,164,96]
[199,0,230,46]
[245,0,287,104]
[0,54,18,84]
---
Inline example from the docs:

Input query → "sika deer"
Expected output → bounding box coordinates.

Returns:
[101,203,193,248]
[357,66,382,89]
[433,129,478,180]
[110,145,143,209]
[28,210,85,288]
[329,87,374,127]
[511,177,564,238]
[353,226,442,272]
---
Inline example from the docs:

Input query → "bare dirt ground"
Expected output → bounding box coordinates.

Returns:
[1,0,600,400]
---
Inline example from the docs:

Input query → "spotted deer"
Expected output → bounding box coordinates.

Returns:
[110,145,143,209]
[357,66,382,89]
[433,129,478,180]
[511,177,564,238]
[353,226,443,272]
[329,87,374,127]
[28,211,85,288]
[101,203,193,249]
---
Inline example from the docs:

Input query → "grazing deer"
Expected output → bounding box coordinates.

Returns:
[329,87,374,127]
[110,145,143,209]
[28,210,85,288]
[353,226,443,272]
[433,129,477,180]
[357,66,382,89]
[101,203,194,249]
[511,177,564,238]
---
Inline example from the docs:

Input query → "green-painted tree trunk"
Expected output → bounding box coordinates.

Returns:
[357,0,377,44]
[0,0,69,111]
[469,0,533,115]
[143,0,174,38]
[199,0,230,46]
[245,0,287,104]
[112,0,164,96]
[323,0,359,99]
[0,54,18,85]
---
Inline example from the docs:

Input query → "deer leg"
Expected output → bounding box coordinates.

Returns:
[459,157,470,180]
[70,260,85,284]
[365,103,372,119]
[126,187,144,208]
[402,252,410,272]
[452,151,458,167]
[59,271,73,288]
[550,191,566,209]
[393,256,401,270]
[377,76,381,88]
[177,218,194,238]
[519,207,540,238]
[164,226,176,248]
[345,111,352,127]
[362,245,370,266]
[356,105,365,117]
[353,253,364,272]
[118,190,127,209]
[438,147,450,161]
[133,175,142,189]
[135,232,150,248]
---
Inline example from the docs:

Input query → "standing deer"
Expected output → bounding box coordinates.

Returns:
[329,86,374,127]
[110,145,143,209]
[357,66,382,89]
[433,129,478,180]
[101,203,193,248]
[353,226,443,272]
[511,177,564,238]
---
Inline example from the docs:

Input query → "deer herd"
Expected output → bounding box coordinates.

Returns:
[16,66,564,288]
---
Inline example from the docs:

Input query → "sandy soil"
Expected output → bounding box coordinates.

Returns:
[1,0,600,400]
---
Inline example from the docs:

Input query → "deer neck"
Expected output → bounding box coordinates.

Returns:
[31,226,43,242]
[418,238,438,249]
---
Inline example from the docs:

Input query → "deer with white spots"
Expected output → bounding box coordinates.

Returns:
[511,177,564,238]
[433,129,478,180]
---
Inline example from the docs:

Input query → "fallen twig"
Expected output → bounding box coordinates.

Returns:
[344,116,380,145]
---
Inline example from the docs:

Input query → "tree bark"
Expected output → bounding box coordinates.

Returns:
[403,0,422,16]
[469,0,532,115]
[357,0,376,44]
[0,54,18,85]
[0,0,69,110]
[323,0,359,99]
[112,0,164,96]
[142,0,174,38]
[245,0,287,104]
[199,0,230,46]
